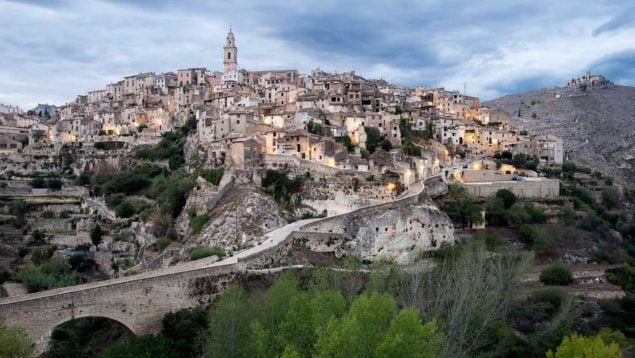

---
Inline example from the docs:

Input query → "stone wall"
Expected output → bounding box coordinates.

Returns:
[462,178,559,198]
[301,179,394,216]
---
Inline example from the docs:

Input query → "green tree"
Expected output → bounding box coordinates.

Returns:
[281,345,302,358]
[204,284,252,358]
[364,126,382,154]
[442,184,484,228]
[602,186,621,209]
[161,307,209,357]
[595,328,628,348]
[495,189,516,209]
[315,293,396,358]
[0,318,35,358]
[115,201,135,218]
[102,335,178,358]
[540,263,574,286]
[90,224,103,246]
[546,333,621,358]
[252,271,300,357]
[279,290,347,357]
[375,309,443,358]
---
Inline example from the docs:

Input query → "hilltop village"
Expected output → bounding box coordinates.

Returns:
[2,29,635,358]
[1,30,564,188]
[0,30,579,273]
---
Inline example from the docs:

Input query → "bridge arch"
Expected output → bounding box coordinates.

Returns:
[37,312,139,353]
[42,314,135,353]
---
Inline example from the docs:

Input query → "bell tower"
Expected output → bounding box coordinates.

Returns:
[223,28,238,73]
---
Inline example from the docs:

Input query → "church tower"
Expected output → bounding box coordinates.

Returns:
[223,29,237,73]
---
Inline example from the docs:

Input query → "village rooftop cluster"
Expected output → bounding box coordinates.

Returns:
[0,30,581,193]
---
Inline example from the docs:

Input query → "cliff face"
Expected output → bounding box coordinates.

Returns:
[485,85,635,184]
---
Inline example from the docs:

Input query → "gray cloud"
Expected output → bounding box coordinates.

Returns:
[1,0,634,109]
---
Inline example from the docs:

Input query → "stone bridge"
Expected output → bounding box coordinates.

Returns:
[0,176,445,352]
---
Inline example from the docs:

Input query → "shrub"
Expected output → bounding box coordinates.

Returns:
[595,327,628,348]
[190,214,210,234]
[58,211,70,219]
[561,162,576,172]
[90,224,103,246]
[532,288,568,315]
[189,246,225,260]
[602,186,621,209]
[161,307,209,356]
[17,257,82,292]
[139,207,155,222]
[495,189,516,209]
[262,170,304,209]
[546,333,621,358]
[540,263,574,286]
[30,229,46,245]
[115,201,135,218]
[40,210,55,219]
[31,245,56,265]
[155,237,172,252]
[199,168,224,185]
[30,177,46,188]
[335,135,355,152]
[525,204,547,223]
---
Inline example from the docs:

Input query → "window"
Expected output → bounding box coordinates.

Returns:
[228,52,231,60]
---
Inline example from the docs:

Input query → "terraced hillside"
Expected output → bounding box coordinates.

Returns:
[485,85,635,184]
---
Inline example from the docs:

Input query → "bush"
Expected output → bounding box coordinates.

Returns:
[17,257,82,292]
[155,237,172,252]
[30,229,46,245]
[335,135,355,153]
[115,201,135,218]
[102,335,178,358]
[190,214,210,234]
[261,170,304,209]
[546,333,621,358]
[189,246,225,260]
[161,307,209,356]
[562,162,576,172]
[90,224,103,246]
[40,210,55,219]
[495,189,516,209]
[30,177,46,188]
[31,245,56,265]
[139,207,155,222]
[199,168,224,185]
[525,204,547,223]
[532,288,568,316]
[540,263,574,286]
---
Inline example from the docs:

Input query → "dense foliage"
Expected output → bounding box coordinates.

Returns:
[442,184,483,228]
[364,126,392,154]
[546,333,622,358]
[0,318,35,358]
[261,170,304,209]
[540,263,574,286]
[135,116,197,170]
[335,135,355,153]
[17,256,83,293]
[199,168,224,186]
[188,246,225,260]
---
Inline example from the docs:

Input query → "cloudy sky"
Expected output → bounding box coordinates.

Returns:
[1,0,634,109]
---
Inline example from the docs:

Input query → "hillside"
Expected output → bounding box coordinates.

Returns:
[485,85,635,185]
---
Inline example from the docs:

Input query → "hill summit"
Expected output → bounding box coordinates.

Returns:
[485,82,635,184]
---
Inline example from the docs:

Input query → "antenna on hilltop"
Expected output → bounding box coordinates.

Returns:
[463,82,466,95]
